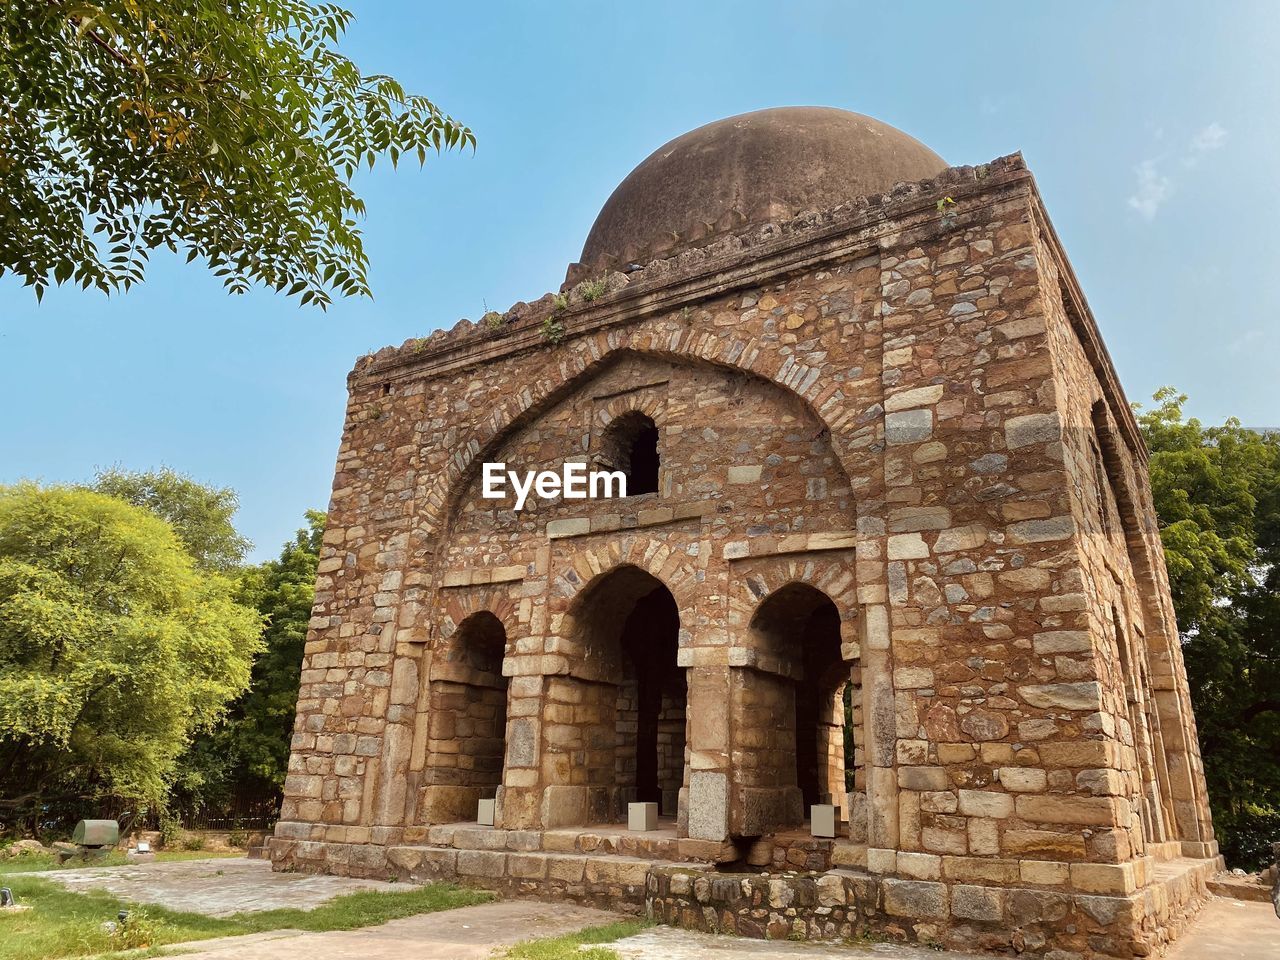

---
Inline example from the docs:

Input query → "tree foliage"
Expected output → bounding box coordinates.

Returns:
[91,466,251,572]
[0,1,474,305]
[1140,388,1280,869]
[0,483,262,832]
[175,510,322,806]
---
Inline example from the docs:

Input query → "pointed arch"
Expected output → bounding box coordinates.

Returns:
[412,332,864,545]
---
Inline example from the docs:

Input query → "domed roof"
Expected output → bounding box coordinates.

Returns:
[576,107,947,272]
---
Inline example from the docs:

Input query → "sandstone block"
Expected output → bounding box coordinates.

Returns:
[1070,861,1136,895]
[886,409,933,445]
[958,790,1014,819]
[507,852,548,878]
[999,767,1048,792]
[1015,794,1120,827]
[585,856,650,887]
[1020,859,1070,885]
[896,851,942,880]
[1018,682,1103,711]
[899,766,948,791]
[1007,516,1075,544]
[887,532,929,560]
[546,854,587,882]
[934,524,987,553]
[1004,829,1087,859]
[952,884,1005,921]
[885,384,944,412]
[883,878,948,920]
[1032,631,1092,655]
[1005,412,1060,449]
[456,849,506,878]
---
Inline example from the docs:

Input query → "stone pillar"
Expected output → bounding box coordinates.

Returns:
[498,672,545,829]
[861,603,898,867]
[684,665,730,841]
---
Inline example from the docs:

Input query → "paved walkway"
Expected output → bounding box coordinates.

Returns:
[162,899,1280,960]
[165,901,621,959]
[17,857,401,916]
[1166,897,1279,959]
[611,928,989,959]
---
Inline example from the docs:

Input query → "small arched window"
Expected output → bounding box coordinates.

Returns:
[599,411,660,496]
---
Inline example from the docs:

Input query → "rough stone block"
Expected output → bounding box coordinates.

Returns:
[456,849,506,878]
[896,851,942,880]
[958,789,1014,819]
[883,878,948,920]
[507,852,548,879]
[1015,795,1120,827]
[585,856,650,887]
[952,883,1005,921]
[688,772,728,841]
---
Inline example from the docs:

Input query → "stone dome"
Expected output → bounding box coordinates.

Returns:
[576,106,947,273]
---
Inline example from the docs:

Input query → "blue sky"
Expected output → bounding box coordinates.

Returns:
[2,1,1277,561]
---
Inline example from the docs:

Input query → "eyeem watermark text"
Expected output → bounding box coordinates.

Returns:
[482,462,626,511]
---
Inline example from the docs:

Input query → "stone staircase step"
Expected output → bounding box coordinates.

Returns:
[416,823,683,861]
[385,842,705,907]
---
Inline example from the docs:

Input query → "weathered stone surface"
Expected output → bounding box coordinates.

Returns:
[952,883,1005,921]
[1018,682,1103,711]
[883,878,949,920]
[268,114,1218,959]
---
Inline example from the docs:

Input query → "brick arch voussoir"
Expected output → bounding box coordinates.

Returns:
[593,391,667,430]
[437,588,520,656]
[555,537,700,621]
[730,560,861,653]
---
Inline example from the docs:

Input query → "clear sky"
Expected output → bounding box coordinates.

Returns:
[2,1,1277,562]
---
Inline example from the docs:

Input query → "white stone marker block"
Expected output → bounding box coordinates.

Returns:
[628,801,658,832]
[477,798,496,826]
[811,804,840,838]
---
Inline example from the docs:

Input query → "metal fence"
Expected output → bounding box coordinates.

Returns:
[100,792,281,833]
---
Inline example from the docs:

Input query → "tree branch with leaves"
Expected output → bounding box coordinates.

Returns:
[0,1,474,306]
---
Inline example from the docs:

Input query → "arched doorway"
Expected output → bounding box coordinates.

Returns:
[746,583,860,834]
[556,565,686,824]
[420,611,509,823]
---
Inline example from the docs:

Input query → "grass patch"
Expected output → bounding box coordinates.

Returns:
[500,920,650,960]
[0,850,242,875]
[229,883,493,934]
[0,875,492,960]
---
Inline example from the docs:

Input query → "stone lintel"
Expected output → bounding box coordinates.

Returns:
[722,529,858,561]
[439,564,526,588]
[546,501,712,540]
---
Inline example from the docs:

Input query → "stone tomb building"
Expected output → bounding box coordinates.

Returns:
[270,108,1222,956]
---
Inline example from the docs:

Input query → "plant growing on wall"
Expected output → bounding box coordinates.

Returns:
[541,315,564,345]
[579,277,608,302]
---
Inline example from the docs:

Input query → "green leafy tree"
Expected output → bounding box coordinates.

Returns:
[0,1,474,305]
[91,466,251,572]
[0,484,262,833]
[175,510,322,807]
[1140,388,1280,868]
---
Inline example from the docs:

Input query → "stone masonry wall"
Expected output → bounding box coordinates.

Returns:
[273,155,1217,957]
